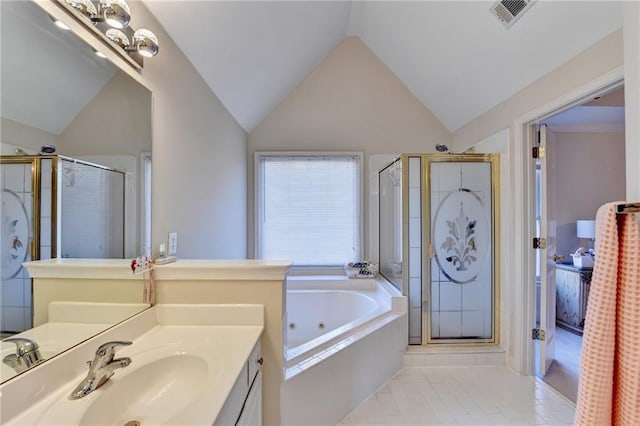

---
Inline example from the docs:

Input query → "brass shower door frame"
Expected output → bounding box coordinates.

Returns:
[0,155,58,261]
[400,153,500,346]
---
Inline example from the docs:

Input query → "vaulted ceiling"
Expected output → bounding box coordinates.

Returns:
[144,1,622,134]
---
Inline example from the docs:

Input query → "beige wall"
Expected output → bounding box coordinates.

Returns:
[550,129,626,258]
[57,72,152,156]
[128,1,248,260]
[1,118,57,154]
[452,30,624,150]
[32,278,143,326]
[248,37,452,258]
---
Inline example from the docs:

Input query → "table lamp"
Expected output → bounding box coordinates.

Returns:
[577,219,596,251]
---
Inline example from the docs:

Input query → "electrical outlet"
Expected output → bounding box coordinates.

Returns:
[168,232,177,256]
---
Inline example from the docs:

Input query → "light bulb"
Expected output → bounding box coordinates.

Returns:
[54,19,70,30]
[100,0,131,29]
[105,29,130,48]
[64,0,97,18]
[133,29,159,57]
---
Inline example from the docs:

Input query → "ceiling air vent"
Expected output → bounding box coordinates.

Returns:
[490,0,537,29]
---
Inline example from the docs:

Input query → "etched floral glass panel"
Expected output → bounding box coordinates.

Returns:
[1,162,33,333]
[430,161,493,341]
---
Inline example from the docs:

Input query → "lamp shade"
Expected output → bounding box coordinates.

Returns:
[577,220,596,239]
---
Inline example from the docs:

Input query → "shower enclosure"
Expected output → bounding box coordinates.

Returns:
[1,155,125,333]
[379,153,500,345]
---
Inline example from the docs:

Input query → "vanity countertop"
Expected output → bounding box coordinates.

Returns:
[1,304,264,425]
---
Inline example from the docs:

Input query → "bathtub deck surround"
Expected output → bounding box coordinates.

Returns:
[283,275,408,425]
[0,304,264,425]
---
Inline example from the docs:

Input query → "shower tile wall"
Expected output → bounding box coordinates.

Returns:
[407,157,422,344]
[1,163,33,333]
[430,162,493,340]
[40,159,53,260]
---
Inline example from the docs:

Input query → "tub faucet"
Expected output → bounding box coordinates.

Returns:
[2,337,44,373]
[70,341,132,400]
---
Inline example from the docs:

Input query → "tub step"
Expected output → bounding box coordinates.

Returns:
[404,347,505,367]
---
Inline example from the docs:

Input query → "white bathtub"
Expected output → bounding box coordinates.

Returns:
[283,276,407,425]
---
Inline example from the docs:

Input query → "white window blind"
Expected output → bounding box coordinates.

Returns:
[257,154,362,266]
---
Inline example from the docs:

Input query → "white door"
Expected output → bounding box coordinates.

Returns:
[537,123,557,375]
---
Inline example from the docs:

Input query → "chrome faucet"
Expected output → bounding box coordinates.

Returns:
[2,337,44,373]
[70,341,132,400]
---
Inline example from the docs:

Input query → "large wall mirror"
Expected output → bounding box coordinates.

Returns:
[0,0,152,382]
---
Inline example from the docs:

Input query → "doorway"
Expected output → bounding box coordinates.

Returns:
[532,85,626,401]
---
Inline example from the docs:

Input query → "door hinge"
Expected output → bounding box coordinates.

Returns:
[532,328,546,341]
[532,146,545,159]
[533,237,547,249]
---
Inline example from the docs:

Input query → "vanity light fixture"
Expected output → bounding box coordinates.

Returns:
[64,0,129,29]
[59,0,160,63]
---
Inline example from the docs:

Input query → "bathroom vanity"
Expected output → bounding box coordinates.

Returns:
[0,304,264,425]
[556,263,593,334]
[6,258,290,424]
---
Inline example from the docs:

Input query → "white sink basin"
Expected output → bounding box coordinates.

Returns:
[36,340,221,426]
[80,354,209,425]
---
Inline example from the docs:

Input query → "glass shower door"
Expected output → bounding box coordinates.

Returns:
[426,155,499,344]
[59,159,125,258]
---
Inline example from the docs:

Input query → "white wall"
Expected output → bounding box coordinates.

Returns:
[550,129,626,258]
[249,37,452,259]
[452,29,624,151]
[129,1,249,259]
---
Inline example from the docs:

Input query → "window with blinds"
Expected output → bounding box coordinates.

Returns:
[256,153,363,267]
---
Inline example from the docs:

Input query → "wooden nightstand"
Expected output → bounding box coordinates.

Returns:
[555,263,593,335]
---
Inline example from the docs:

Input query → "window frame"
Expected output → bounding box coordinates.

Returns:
[254,151,365,269]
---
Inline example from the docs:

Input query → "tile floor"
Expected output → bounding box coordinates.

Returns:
[339,366,575,425]
[541,326,582,402]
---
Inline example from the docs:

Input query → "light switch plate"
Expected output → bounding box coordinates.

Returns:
[168,232,177,256]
